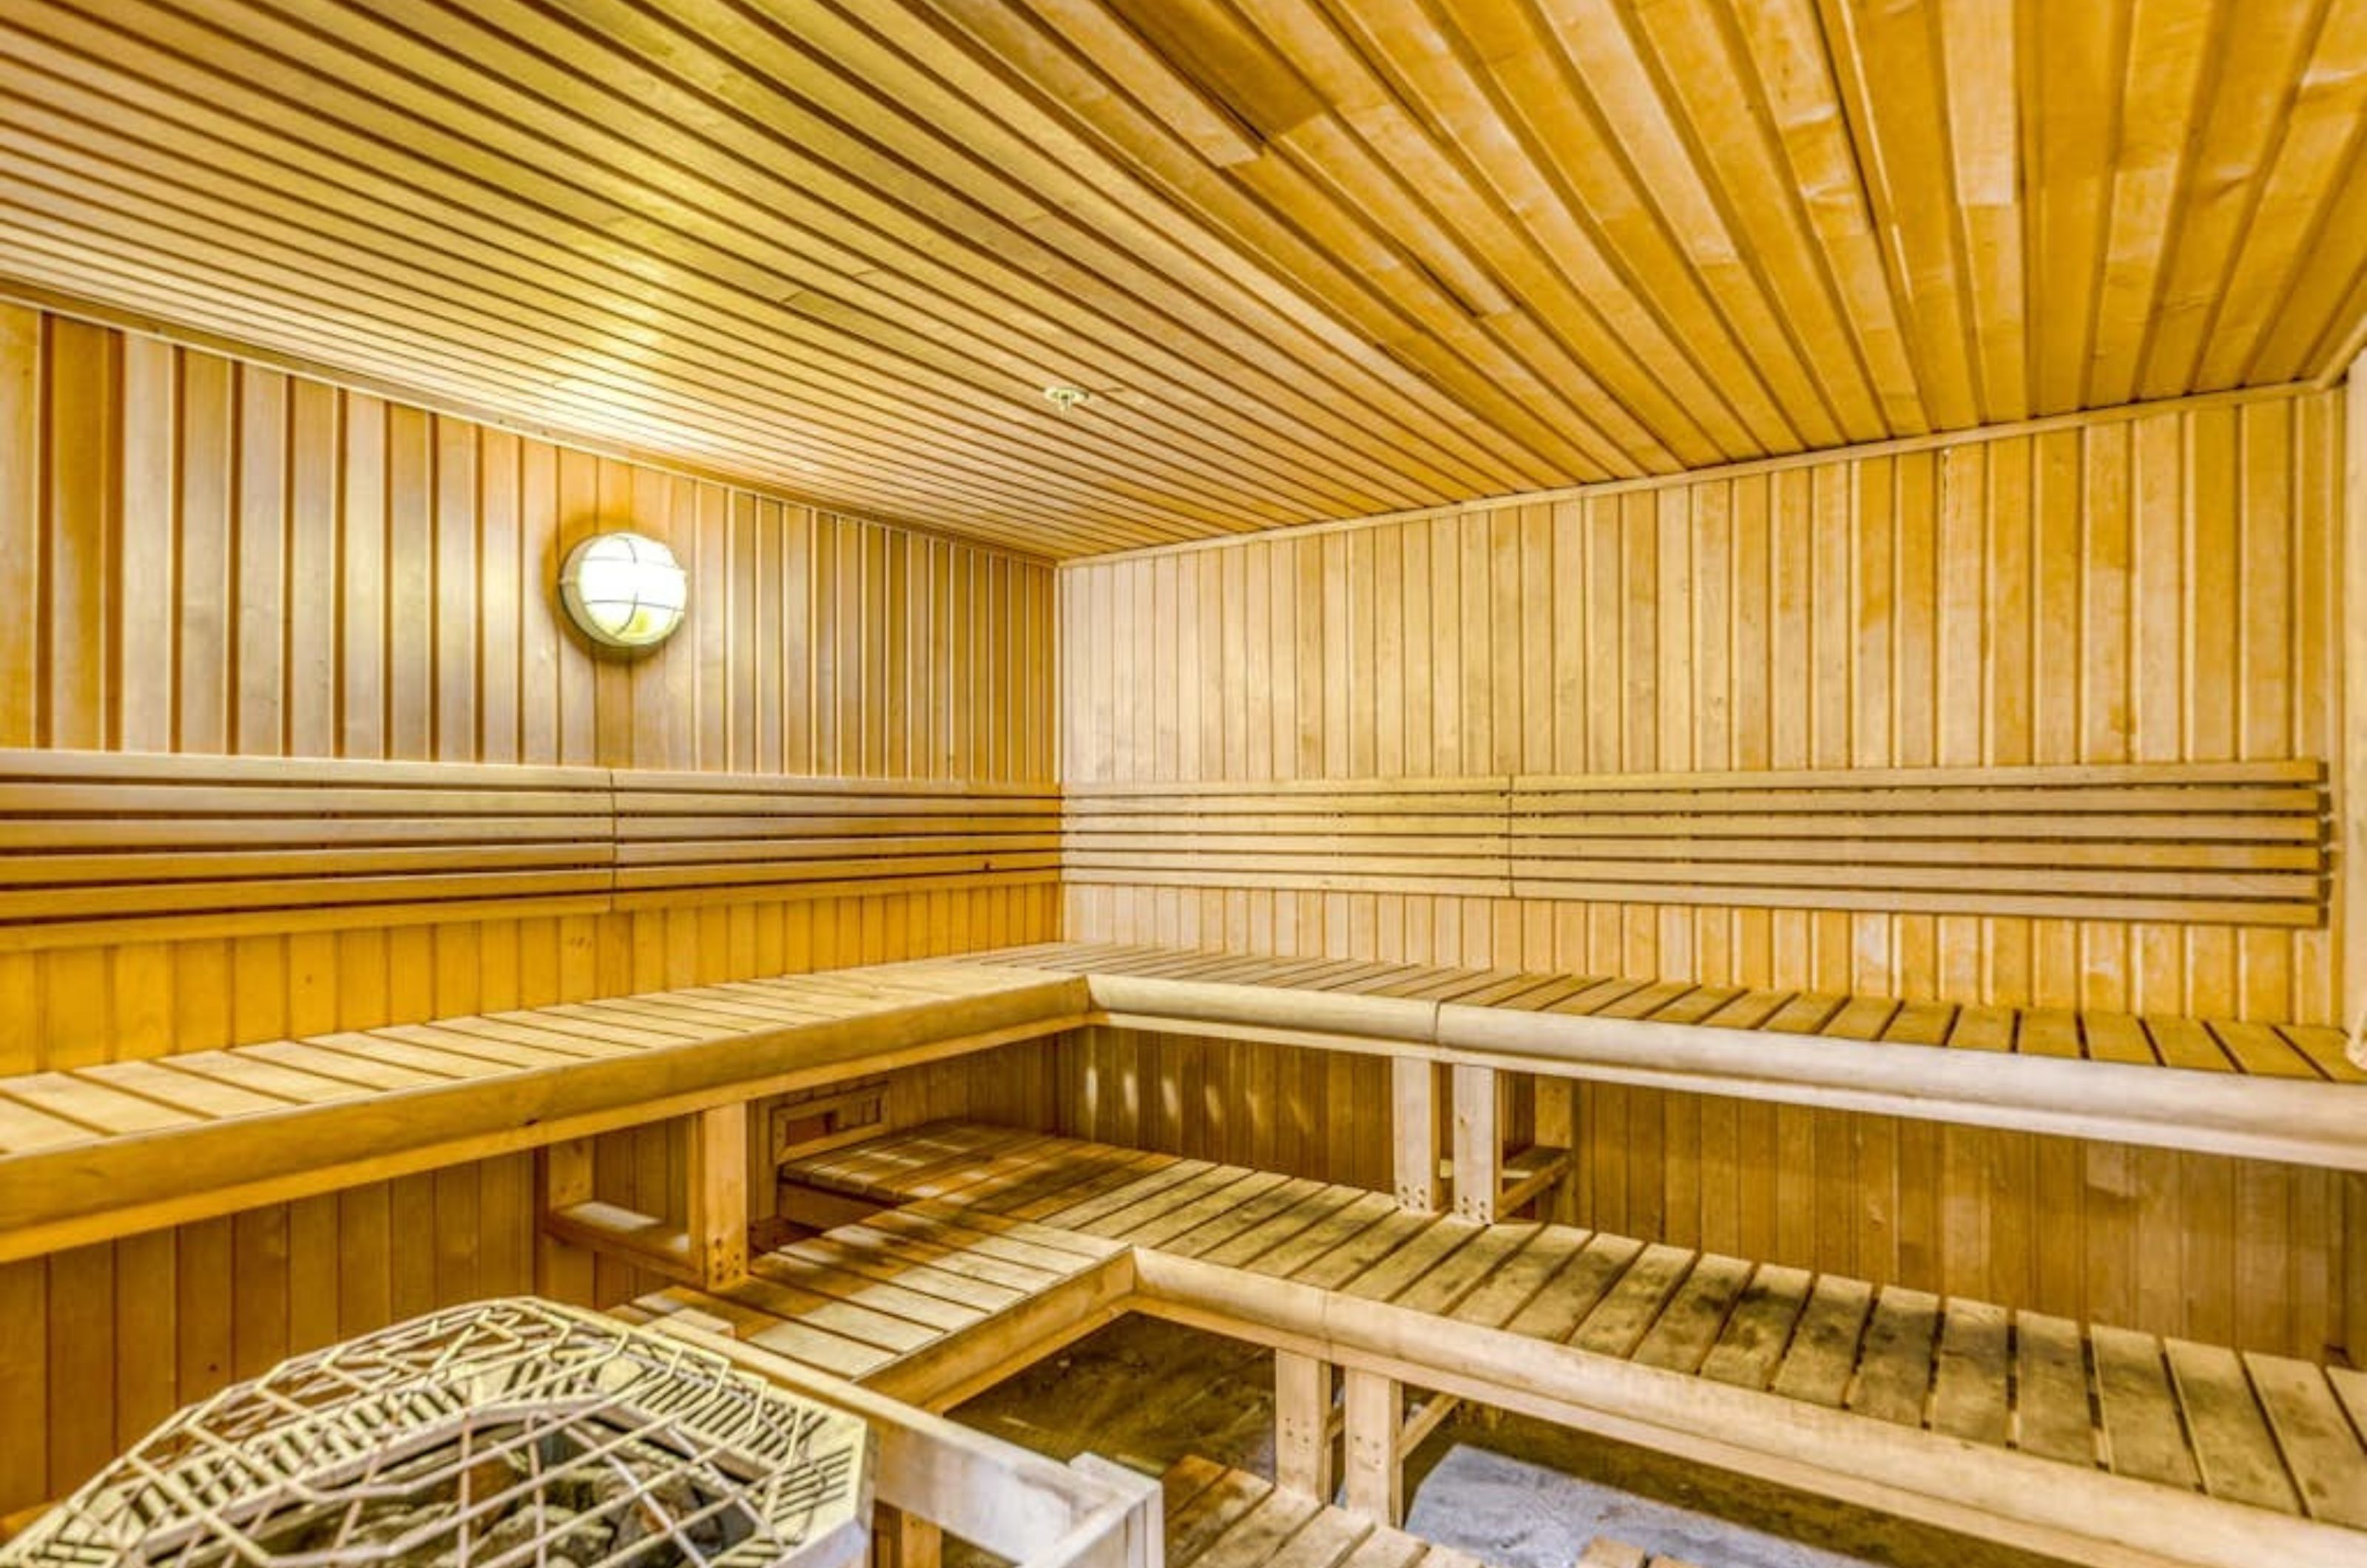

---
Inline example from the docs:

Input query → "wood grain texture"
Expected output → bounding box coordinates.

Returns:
[1063,763,2331,926]
[1053,388,2354,1365]
[1039,1018,2347,1363]
[784,1123,2367,1564]
[3,0,2364,552]
[0,302,1059,1515]
[1062,389,2346,1022]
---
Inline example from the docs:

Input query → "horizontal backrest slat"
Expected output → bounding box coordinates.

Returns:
[0,751,1058,948]
[1065,762,2330,927]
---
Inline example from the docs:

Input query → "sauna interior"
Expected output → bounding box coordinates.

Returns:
[2,2,2366,1567]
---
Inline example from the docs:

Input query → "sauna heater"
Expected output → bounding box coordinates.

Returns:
[1,1299,872,1568]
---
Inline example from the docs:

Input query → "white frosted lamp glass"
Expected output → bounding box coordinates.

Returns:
[558,531,686,650]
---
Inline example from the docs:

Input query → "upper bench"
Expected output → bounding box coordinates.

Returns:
[5,930,2361,1266]
[962,942,2367,1172]
[0,959,1089,1262]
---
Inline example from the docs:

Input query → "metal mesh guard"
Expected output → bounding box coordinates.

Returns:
[3,1299,872,1568]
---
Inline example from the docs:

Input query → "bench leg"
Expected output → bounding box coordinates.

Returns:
[1451,1064,1498,1223]
[1342,1368,1402,1525]
[1392,1058,1441,1212]
[1533,1077,1575,1223]
[1275,1351,1334,1500]
[534,1136,596,1301]
[689,1104,749,1289]
[872,1505,941,1568]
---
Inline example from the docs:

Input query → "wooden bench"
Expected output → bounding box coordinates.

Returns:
[778,1121,2367,1568]
[618,1195,1137,1408]
[9,926,2359,1271]
[959,942,2367,1180]
[1066,760,2331,925]
[0,959,1090,1261]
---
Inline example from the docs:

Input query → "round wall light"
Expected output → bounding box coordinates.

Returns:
[558,530,687,652]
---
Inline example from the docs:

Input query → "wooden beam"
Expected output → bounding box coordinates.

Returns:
[1391,1056,1441,1212]
[2344,351,2367,1071]
[1451,1063,1498,1223]
[1532,1078,1576,1223]
[873,1506,942,1568]
[534,1134,595,1300]
[1341,1368,1402,1525]
[689,1104,749,1289]
[541,1200,697,1284]
[1274,1350,1334,1499]
[1396,1392,1459,1460]
[0,988,1092,1263]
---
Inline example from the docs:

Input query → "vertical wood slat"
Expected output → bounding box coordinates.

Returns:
[1055,382,2353,1371]
[1061,386,2343,1018]
[0,301,1058,1519]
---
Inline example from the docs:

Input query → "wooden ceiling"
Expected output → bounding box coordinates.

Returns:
[3,0,2364,558]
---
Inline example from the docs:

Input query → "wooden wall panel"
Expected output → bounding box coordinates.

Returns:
[1050,1025,1395,1194]
[0,303,1057,1515]
[0,302,1057,1082]
[1053,388,2354,1363]
[1061,390,2345,1023]
[0,1155,537,1518]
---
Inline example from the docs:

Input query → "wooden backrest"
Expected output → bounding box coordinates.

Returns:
[1,751,2330,947]
[0,749,614,948]
[1511,760,2328,925]
[1067,760,2329,926]
[0,750,1057,949]
[1061,778,1507,896]
[612,771,1061,905]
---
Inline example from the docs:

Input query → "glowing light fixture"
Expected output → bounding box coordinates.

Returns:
[557,530,687,652]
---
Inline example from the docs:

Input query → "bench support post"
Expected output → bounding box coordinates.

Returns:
[871,1504,942,1568]
[1532,1076,1576,1223]
[689,1104,749,1289]
[1391,1058,1441,1212]
[1342,1368,1402,1525]
[1274,1351,1334,1499]
[1451,1064,1499,1223]
[533,1135,596,1300]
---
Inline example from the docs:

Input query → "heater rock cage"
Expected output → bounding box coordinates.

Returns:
[2,1299,872,1568]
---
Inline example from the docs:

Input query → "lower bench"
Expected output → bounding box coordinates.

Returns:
[761,1121,2367,1568]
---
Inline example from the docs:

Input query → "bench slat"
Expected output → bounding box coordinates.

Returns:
[780,1123,2367,1564]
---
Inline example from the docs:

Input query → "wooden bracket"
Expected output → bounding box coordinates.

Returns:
[770,1085,888,1166]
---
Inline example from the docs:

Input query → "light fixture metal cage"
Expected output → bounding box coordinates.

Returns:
[1,1299,872,1568]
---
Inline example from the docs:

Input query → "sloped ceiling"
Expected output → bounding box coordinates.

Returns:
[2,0,2363,557]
